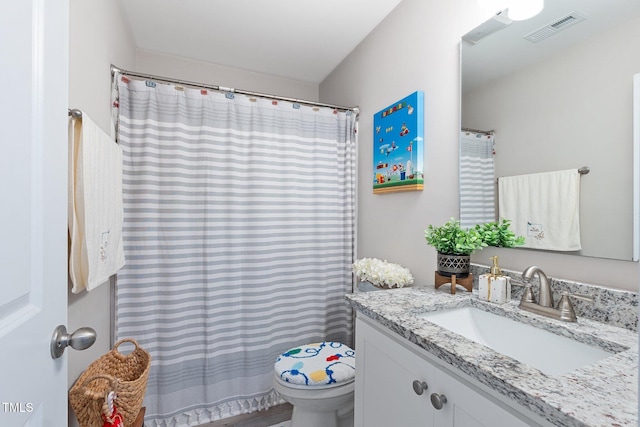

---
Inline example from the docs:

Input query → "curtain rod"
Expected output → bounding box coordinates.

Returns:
[110,64,359,114]
[462,126,495,135]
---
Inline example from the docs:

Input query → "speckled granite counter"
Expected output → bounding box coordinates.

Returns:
[346,286,638,427]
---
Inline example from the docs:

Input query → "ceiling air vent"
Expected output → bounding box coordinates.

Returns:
[523,11,586,43]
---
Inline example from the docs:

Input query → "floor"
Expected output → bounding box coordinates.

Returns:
[199,403,292,427]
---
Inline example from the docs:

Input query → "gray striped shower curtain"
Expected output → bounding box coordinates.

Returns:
[459,131,495,229]
[114,76,357,426]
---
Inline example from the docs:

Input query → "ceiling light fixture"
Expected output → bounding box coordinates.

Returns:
[507,0,544,21]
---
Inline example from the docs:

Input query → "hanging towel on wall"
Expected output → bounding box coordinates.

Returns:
[498,169,581,251]
[68,114,125,293]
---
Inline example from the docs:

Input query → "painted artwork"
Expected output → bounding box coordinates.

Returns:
[373,91,424,194]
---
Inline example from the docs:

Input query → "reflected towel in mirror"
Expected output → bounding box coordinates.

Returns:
[498,169,581,251]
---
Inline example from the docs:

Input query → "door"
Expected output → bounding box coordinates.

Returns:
[432,367,531,427]
[0,0,69,425]
[355,318,434,427]
[357,333,433,426]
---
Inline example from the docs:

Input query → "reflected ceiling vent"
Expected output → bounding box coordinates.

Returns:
[523,11,587,43]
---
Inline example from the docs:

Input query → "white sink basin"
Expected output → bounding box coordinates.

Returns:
[418,306,613,376]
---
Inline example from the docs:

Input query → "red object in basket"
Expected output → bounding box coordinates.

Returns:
[102,392,124,427]
[102,406,124,427]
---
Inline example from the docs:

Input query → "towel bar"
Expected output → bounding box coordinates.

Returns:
[68,108,83,119]
[497,167,589,183]
[577,166,590,175]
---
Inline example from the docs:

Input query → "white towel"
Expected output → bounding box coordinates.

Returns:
[69,114,125,292]
[498,169,581,251]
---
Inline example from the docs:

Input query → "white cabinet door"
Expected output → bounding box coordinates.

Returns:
[0,0,69,425]
[432,367,530,427]
[356,322,433,426]
[356,316,536,427]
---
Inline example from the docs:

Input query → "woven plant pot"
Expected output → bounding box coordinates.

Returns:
[436,252,471,278]
[69,339,151,427]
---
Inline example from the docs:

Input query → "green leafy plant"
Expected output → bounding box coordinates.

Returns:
[474,218,525,248]
[424,218,487,255]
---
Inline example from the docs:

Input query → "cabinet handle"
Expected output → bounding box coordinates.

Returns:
[412,380,428,395]
[430,393,448,410]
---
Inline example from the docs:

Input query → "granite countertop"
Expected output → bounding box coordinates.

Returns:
[346,285,638,427]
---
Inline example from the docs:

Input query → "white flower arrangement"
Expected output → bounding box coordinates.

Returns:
[352,258,414,289]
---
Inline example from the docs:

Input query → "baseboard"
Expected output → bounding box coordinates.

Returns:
[198,403,293,427]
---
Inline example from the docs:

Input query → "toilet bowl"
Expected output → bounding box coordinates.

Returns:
[273,342,355,427]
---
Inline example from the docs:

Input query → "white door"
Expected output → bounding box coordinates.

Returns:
[355,318,434,427]
[432,367,531,427]
[0,0,69,425]
[357,332,433,426]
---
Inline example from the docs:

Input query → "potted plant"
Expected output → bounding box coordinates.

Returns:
[424,218,486,277]
[474,218,525,248]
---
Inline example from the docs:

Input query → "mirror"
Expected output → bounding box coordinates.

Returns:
[460,0,640,261]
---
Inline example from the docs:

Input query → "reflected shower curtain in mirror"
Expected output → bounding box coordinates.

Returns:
[114,76,357,426]
[460,131,495,229]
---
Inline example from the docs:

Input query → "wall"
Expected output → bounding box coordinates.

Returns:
[320,0,639,292]
[68,1,136,426]
[135,50,319,101]
[320,0,487,285]
[463,16,640,261]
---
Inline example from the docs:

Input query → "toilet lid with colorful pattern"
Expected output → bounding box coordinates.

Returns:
[274,342,356,387]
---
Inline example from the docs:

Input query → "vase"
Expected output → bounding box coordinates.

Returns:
[436,252,470,278]
[358,281,397,292]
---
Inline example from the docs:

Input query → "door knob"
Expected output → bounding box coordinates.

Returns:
[50,325,97,359]
[412,380,428,395]
[430,392,448,410]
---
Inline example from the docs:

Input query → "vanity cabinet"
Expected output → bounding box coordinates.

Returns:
[355,316,546,427]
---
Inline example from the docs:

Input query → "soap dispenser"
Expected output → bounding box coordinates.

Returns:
[478,256,511,304]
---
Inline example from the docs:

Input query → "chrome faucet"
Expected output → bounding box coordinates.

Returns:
[517,265,594,322]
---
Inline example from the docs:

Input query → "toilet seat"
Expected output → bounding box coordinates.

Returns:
[274,342,355,387]
[274,373,354,390]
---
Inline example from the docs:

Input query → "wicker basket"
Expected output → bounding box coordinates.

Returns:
[69,339,151,427]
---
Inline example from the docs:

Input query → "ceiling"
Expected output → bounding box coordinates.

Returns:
[462,0,640,92]
[119,0,403,84]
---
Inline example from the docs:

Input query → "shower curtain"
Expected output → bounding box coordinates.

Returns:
[114,76,357,426]
[459,131,495,229]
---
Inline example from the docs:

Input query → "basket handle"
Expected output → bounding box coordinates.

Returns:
[77,374,120,418]
[113,338,140,355]
[81,374,119,392]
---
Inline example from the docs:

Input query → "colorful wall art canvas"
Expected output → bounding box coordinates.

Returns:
[372,91,424,194]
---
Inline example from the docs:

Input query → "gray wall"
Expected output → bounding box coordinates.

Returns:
[320,0,639,291]
[68,3,135,427]
[136,50,319,101]
[321,0,477,285]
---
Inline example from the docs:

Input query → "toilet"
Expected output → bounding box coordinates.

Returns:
[273,341,355,427]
